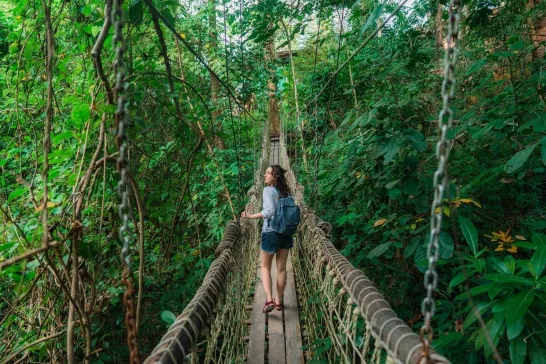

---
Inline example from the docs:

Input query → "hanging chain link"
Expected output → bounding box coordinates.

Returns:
[111,0,140,362]
[420,0,462,360]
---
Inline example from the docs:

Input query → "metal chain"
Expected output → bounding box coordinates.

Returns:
[420,0,461,360]
[111,0,140,362]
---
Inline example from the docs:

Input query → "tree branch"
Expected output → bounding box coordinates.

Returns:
[1,330,67,364]
[91,0,114,105]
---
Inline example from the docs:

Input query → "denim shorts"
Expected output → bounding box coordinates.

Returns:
[261,232,293,254]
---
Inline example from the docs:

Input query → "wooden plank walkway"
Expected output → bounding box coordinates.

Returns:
[247,254,303,364]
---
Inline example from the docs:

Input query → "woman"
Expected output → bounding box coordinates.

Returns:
[241,165,293,313]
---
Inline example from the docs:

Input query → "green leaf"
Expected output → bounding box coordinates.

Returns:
[475,316,503,351]
[488,257,512,274]
[52,131,73,144]
[466,58,487,75]
[504,143,539,174]
[403,128,426,152]
[403,236,421,259]
[367,242,392,259]
[506,291,535,329]
[484,274,534,286]
[531,247,546,277]
[438,231,454,259]
[470,121,496,140]
[455,284,492,300]
[385,179,400,189]
[510,334,527,364]
[414,245,427,273]
[378,139,400,165]
[507,315,525,340]
[449,271,467,287]
[432,332,464,349]
[459,216,478,257]
[0,242,16,253]
[91,26,101,37]
[463,301,497,329]
[8,188,26,203]
[504,255,516,274]
[474,258,486,272]
[529,336,546,364]
[532,233,546,247]
[71,104,90,126]
[160,310,176,325]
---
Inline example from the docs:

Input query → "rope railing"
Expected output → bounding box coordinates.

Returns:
[278,134,451,364]
[144,121,269,363]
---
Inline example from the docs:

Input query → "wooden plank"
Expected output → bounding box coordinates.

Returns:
[268,256,286,364]
[284,254,304,364]
[247,266,266,364]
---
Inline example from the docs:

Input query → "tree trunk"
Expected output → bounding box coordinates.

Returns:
[528,0,546,59]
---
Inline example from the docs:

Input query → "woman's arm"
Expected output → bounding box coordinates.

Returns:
[241,211,263,219]
[240,187,277,220]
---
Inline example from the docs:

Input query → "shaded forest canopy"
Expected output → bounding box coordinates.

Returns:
[0,0,545,363]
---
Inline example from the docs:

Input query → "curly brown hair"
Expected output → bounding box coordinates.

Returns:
[270,165,291,197]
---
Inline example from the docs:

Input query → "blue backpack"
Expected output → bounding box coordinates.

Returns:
[270,190,300,236]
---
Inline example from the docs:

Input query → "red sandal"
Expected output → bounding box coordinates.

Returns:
[263,298,275,313]
[275,301,284,311]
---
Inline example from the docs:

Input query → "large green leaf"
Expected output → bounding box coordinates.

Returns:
[466,58,487,75]
[488,257,511,275]
[432,332,464,349]
[414,245,427,273]
[532,233,546,247]
[531,247,546,277]
[367,242,391,259]
[475,316,503,352]
[459,216,478,257]
[510,335,527,364]
[506,291,535,329]
[449,271,467,287]
[7,188,26,203]
[529,336,546,364]
[403,236,421,259]
[507,315,525,340]
[504,143,539,173]
[470,120,496,140]
[484,274,534,286]
[439,231,454,259]
[455,284,493,300]
[378,139,400,165]
[160,310,176,325]
[71,104,90,126]
[403,128,426,152]
[463,301,497,329]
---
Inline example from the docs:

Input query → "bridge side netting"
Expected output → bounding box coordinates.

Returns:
[278,134,450,364]
[144,122,270,364]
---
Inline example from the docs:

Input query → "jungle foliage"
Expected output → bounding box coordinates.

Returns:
[0,0,545,363]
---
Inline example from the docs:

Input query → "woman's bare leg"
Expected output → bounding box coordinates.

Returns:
[275,249,289,303]
[260,250,275,300]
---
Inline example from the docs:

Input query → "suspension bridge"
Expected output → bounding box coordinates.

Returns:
[141,127,451,364]
[113,0,462,363]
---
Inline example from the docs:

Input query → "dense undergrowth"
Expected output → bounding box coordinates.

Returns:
[0,0,545,363]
